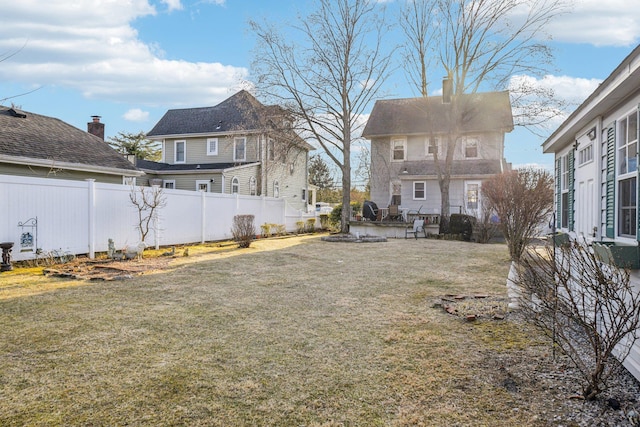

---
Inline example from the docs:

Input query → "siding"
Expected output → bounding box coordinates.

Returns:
[0,163,126,184]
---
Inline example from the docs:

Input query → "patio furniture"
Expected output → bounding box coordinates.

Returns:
[386,204,403,221]
[405,219,427,239]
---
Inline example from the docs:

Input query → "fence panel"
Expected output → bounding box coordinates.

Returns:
[0,175,317,262]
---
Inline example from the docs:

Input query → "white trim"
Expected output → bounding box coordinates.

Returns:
[123,176,136,186]
[464,180,481,211]
[206,138,218,156]
[274,180,280,198]
[163,179,176,189]
[234,137,247,161]
[0,154,144,176]
[195,180,210,192]
[174,140,186,164]
[231,176,239,194]
[463,137,479,159]
[249,176,257,196]
[412,181,426,200]
[391,138,407,162]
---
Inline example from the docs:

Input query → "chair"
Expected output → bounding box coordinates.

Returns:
[406,205,424,222]
[387,204,402,221]
[405,219,427,239]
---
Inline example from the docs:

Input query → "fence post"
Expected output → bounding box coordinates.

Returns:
[201,191,206,244]
[86,179,96,259]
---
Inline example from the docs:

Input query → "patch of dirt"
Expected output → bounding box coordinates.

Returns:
[434,294,508,321]
[42,256,177,281]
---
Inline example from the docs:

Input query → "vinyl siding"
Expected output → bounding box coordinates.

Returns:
[164,135,261,165]
[0,163,126,184]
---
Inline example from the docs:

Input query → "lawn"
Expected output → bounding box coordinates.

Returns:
[0,236,558,426]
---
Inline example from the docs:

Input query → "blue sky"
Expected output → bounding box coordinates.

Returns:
[1,0,639,173]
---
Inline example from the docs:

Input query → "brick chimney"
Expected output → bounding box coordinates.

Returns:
[87,115,105,140]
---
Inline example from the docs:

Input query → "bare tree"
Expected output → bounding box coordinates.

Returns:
[250,0,394,233]
[482,168,554,262]
[400,0,567,230]
[518,242,640,400]
[232,215,256,248]
[129,186,166,243]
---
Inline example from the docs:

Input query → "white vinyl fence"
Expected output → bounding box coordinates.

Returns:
[0,175,315,261]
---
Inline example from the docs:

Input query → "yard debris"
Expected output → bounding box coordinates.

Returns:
[41,257,172,281]
[435,294,507,321]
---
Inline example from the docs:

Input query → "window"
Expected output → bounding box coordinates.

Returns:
[249,176,257,196]
[464,138,479,158]
[231,177,239,194]
[268,139,275,161]
[413,181,426,200]
[618,112,638,175]
[466,182,480,210]
[274,180,280,198]
[301,188,306,201]
[426,138,439,156]
[234,137,246,161]
[163,180,175,189]
[123,176,136,186]
[391,138,406,161]
[619,177,636,237]
[207,138,218,156]
[578,144,593,165]
[196,180,209,192]
[174,140,186,163]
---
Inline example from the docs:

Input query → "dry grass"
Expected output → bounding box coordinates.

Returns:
[0,236,562,426]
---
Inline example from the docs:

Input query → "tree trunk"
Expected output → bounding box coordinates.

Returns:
[506,260,521,309]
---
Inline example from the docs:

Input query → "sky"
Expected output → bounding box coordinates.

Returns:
[1,0,640,174]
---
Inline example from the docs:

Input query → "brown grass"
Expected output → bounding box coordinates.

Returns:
[0,236,560,426]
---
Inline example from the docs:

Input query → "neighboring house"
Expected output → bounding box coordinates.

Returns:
[144,90,313,211]
[542,44,640,244]
[362,91,514,218]
[0,106,142,183]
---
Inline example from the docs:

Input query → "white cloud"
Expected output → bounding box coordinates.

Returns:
[548,0,640,47]
[0,0,247,107]
[123,108,150,122]
[161,0,183,11]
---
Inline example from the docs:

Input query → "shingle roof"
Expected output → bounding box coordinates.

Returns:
[403,159,506,177]
[0,106,139,173]
[136,158,259,172]
[147,90,283,137]
[362,91,514,138]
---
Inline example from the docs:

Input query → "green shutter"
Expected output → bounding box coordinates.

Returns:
[555,157,562,229]
[606,123,616,238]
[637,108,640,241]
[568,150,575,232]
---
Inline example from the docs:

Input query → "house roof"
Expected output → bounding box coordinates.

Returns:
[401,159,506,177]
[0,106,141,175]
[136,158,260,173]
[543,44,640,154]
[362,91,514,138]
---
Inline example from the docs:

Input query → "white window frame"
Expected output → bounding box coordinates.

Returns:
[463,137,479,159]
[301,188,306,201]
[391,138,406,162]
[465,181,481,211]
[234,137,246,161]
[206,138,218,156]
[195,180,210,192]
[163,180,176,190]
[174,140,186,164]
[231,176,239,194]
[123,176,136,186]
[426,137,439,157]
[561,154,569,229]
[578,143,593,166]
[617,109,638,238]
[413,181,426,200]
[274,180,280,198]
[249,176,257,196]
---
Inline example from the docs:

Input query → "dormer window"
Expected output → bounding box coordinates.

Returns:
[391,138,406,161]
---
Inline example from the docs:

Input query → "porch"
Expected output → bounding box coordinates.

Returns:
[349,214,440,239]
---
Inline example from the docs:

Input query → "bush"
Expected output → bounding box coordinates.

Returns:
[232,215,256,248]
[449,214,476,241]
[306,218,316,232]
[274,224,286,236]
[260,223,271,238]
[319,214,330,230]
[296,221,306,234]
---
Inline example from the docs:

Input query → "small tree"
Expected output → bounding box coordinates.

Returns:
[518,242,640,400]
[482,168,554,261]
[232,215,256,248]
[109,131,161,161]
[129,186,166,243]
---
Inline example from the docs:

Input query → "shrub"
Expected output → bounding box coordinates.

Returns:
[449,214,476,241]
[232,215,256,248]
[274,224,287,236]
[260,223,271,238]
[319,214,330,230]
[296,221,306,234]
[306,218,316,232]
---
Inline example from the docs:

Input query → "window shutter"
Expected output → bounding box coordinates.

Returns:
[555,157,562,229]
[568,150,575,232]
[637,107,640,241]
[605,123,616,238]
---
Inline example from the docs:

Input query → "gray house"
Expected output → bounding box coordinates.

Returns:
[144,90,313,211]
[0,106,142,183]
[362,91,514,219]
